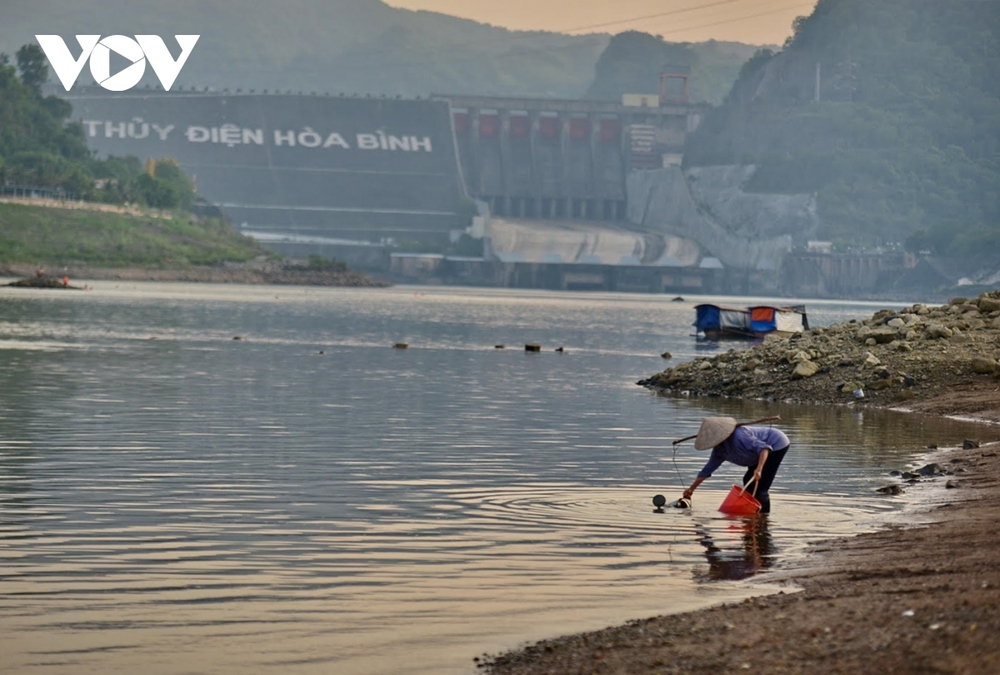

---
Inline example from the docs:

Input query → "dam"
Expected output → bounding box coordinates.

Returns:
[67,86,733,293]
[67,90,471,245]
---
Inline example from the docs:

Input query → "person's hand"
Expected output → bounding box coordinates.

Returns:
[682,488,694,500]
[752,469,763,483]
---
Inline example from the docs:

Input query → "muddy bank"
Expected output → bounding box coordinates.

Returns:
[481,291,1000,674]
[0,260,389,288]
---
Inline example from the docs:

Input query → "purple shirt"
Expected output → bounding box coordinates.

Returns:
[697,426,790,479]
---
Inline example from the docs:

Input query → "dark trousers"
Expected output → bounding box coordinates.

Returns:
[742,446,789,514]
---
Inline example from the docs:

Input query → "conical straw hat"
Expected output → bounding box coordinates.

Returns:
[694,416,737,450]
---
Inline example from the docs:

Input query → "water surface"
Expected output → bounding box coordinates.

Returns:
[0,284,995,674]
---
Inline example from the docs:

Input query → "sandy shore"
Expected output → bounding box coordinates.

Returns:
[481,295,1000,674]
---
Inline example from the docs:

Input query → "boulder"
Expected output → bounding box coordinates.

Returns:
[970,356,999,374]
[792,360,820,378]
[868,327,899,344]
[926,324,953,339]
[979,296,1000,313]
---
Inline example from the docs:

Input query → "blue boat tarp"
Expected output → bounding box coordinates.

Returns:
[695,304,750,334]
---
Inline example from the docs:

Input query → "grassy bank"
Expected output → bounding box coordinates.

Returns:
[0,201,263,269]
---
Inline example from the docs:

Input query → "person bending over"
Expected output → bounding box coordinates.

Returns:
[682,416,790,513]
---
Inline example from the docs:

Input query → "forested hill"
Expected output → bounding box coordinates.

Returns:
[683,0,1000,257]
[0,0,756,103]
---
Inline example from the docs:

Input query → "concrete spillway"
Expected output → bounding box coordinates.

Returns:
[486,218,700,266]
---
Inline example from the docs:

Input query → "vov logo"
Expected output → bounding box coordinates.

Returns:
[35,35,200,92]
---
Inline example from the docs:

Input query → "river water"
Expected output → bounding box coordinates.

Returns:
[1,283,995,674]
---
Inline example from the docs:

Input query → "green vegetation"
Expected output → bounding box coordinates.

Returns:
[586,32,762,105]
[0,45,262,271]
[683,0,1000,255]
[0,202,262,268]
[0,48,199,208]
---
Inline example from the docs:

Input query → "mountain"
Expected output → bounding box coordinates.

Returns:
[0,0,755,102]
[586,32,766,105]
[0,0,603,97]
[683,0,1000,256]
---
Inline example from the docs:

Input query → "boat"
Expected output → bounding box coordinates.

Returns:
[694,303,808,340]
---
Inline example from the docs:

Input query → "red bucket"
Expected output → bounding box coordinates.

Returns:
[719,484,761,515]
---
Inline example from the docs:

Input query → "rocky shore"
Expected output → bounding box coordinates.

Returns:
[0,259,389,288]
[481,291,1000,674]
[639,291,1000,423]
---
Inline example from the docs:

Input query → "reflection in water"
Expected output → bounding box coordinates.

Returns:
[696,516,776,582]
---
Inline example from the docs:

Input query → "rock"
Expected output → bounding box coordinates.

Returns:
[980,296,1000,313]
[661,351,672,359]
[869,379,893,390]
[970,356,998,374]
[841,381,862,394]
[887,318,906,328]
[926,324,953,339]
[915,463,945,477]
[864,352,882,368]
[869,327,899,344]
[964,439,981,449]
[946,480,960,489]
[876,485,904,495]
[792,360,820,378]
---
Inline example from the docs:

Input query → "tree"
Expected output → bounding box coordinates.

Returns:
[16,44,48,93]
[585,31,695,102]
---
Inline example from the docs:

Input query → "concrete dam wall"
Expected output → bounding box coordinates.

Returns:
[67,91,470,244]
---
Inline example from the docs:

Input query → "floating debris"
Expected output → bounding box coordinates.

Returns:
[525,343,541,352]
[393,342,408,349]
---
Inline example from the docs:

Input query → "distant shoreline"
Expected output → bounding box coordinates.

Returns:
[0,263,390,288]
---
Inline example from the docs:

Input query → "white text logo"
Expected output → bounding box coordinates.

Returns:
[35,35,200,92]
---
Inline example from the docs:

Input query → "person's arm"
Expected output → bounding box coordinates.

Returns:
[752,447,771,484]
[683,476,705,500]
[685,448,724,499]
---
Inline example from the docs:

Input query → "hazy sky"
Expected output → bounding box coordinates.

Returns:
[386,0,817,45]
